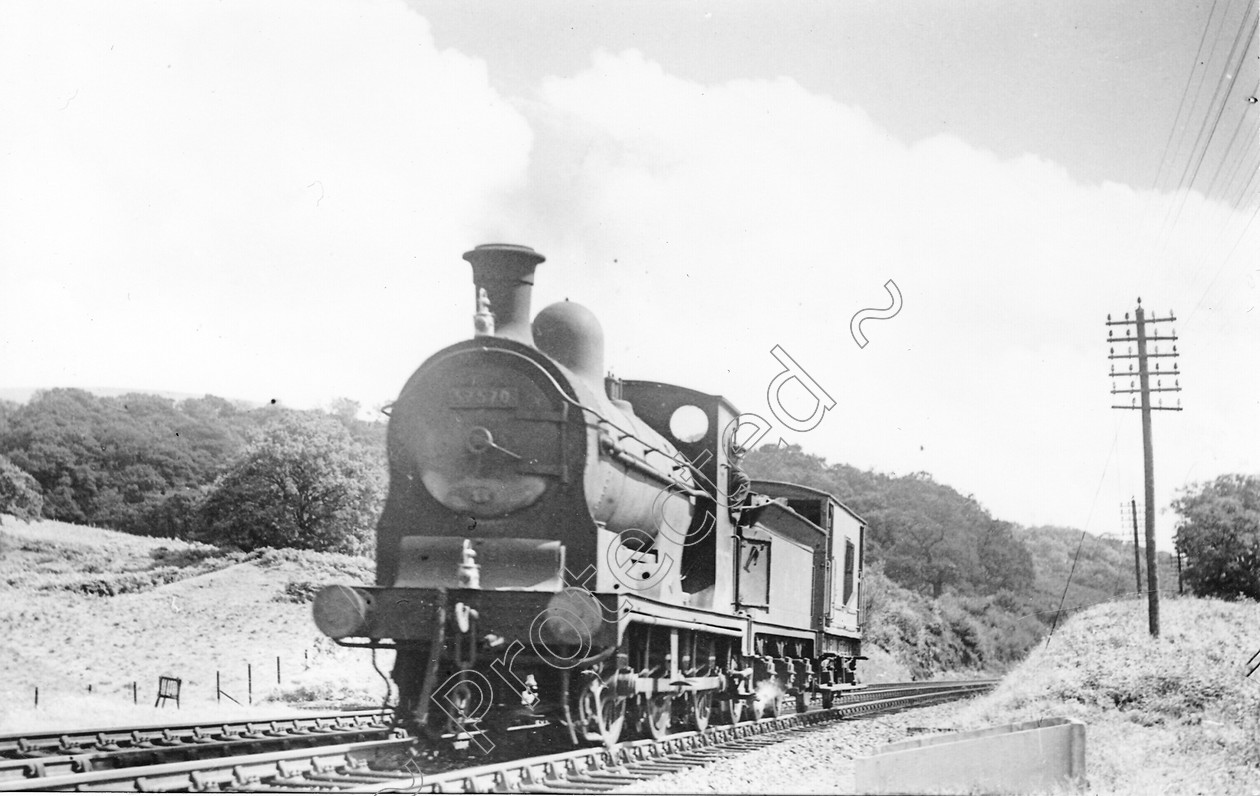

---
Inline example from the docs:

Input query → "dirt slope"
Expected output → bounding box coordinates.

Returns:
[0,518,389,731]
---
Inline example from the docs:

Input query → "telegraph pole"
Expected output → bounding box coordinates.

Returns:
[1107,298,1181,637]
[1122,499,1142,594]
[1176,543,1184,595]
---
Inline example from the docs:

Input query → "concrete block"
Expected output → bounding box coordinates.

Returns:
[854,716,1086,794]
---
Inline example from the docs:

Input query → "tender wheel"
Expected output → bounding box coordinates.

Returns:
[821,689,835,709]
[642,694,673,740]
[795,691,807,713]
[577,676,626,746]
[688,691,713,733]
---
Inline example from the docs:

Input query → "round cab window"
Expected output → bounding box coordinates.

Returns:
[668,404,709,443]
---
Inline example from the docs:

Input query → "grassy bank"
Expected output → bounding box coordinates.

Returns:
[936,596,1260,794]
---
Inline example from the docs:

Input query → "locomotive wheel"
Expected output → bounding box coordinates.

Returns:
[642,694,673,740]
[688,691,713,733]
[577,677,626,746]
[717,697,748,725]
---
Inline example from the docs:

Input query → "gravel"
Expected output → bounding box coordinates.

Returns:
[611,700,975,794]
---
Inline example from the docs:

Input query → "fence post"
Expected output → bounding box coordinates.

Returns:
[276,656,281,685]
[216,671,221,704]
[87,684,92,694]
[34,686,38,708]
[248,664,253,705]
[133,682,138,704]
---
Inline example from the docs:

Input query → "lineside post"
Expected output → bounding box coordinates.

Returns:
[1129,498,1142,594]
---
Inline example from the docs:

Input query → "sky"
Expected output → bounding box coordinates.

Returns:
[2,0,1257,551]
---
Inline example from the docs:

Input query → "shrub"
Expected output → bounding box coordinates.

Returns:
[275,581,319,603]
[0,454,44,523]
[149,544,226,568]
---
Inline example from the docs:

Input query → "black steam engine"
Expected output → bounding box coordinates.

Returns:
[314,244,867,746]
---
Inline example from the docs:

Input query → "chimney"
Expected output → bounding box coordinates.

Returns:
[462,244,545,345]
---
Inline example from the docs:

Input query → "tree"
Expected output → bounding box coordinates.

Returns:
[0,398,18,438]
[976,519,1035,593]
[0,454,44,523]
[197,411,383,554]
[0,389,259,535]
[1173,474,1260,601]
[746,443,1037,600]
[881,502,977,598]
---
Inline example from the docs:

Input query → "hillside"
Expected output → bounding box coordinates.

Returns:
[0,517,388,732]
[936,597,1260,794]
[1,390,1182,685]
[1018,524,1179,626]
[744,444,1178,678]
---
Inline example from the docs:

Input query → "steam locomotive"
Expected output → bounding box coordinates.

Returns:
[313,244,866,747]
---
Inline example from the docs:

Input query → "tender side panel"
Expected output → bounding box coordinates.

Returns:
[827,503,864,636]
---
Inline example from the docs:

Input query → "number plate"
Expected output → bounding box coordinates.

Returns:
[449,387,518,409]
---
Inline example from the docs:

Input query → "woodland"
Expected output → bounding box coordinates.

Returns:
[1,388,1223,674]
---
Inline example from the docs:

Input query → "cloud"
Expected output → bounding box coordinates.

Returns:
[1,13,1254,541]
[0,0,532,405]
[502,49,1257,538]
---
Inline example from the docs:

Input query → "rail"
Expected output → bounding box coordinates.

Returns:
[7,680,996,792]
[0,708,394,783]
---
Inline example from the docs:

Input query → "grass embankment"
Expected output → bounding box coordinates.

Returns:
[859,566,1042,681]
[937,597,1260,795]
[0,518,392,732]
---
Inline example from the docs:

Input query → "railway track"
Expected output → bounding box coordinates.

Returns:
[0,708,394,783]
[5,680,995,792]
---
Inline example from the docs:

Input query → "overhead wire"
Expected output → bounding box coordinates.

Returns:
[1149,0,1226,197]
[1177,99,1260,300]
[1197,84,1260,203]
[1044,427,1120,649]
[1160,3,1258,237]
[1185,198,1260,323]
[1148,0,1260,316]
